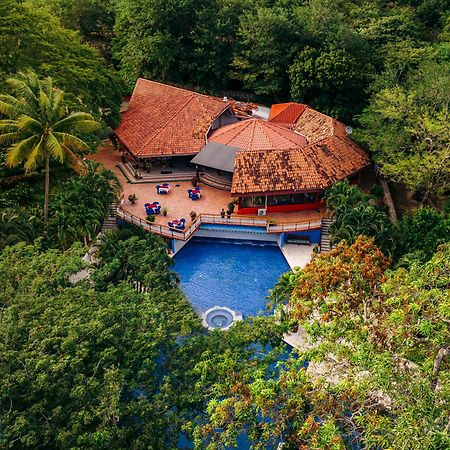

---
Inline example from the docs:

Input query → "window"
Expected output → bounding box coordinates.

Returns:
[241,196,265,207]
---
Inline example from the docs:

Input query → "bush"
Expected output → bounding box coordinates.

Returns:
[396,207,450,262]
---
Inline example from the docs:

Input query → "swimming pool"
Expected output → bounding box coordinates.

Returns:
[174,238,290,317]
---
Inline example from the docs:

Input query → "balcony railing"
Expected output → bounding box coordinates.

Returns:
[115,208,321,241]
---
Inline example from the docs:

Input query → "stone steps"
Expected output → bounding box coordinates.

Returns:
[320,218,334,253]
[118,162,194,183]
[199,172,232,191]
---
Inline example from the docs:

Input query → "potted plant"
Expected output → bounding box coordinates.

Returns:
[190,211,197,221]
[128,193,137,204]
[145,214,155,223]
[161,207,168,216]
[227,201,235,213]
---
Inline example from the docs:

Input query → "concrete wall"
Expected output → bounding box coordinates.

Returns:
[194,228,279,242]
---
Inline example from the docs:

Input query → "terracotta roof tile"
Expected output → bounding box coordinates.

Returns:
[115,79,231,157]
[268,102,307,127]
[291,106,346,143]
[208,118,307,151]
[231,136,370,195]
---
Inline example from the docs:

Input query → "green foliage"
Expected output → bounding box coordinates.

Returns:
[0,71,100,222]
[48,163,120,248]
[290,46,373,122]
[356,48,450,195]
[0,208,43,250]
[0,239,200,448]
[396,207,450,262]
[325,180,395,254]
[268,238,450,449]
[0,0,123,126]
[33,0,116,59]
[0,232,292,448]
[231,7,298,97]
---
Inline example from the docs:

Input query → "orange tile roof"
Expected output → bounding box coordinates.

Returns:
[115,79,231,157]
[208,118,307,151]
[231,136,370,195]
[292,106,346,143]
[268,102,307,127]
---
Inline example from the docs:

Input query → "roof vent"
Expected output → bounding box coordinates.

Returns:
[223,96,228,102]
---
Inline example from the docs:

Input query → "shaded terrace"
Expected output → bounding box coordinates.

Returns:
[89,143,326,233]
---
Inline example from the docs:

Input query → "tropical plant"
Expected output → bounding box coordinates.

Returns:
[396,207,450,262]
[0,208,43,250]
[0,71,99,222]
[262,238,450,449]
[48,163,119,248]
[325,180,395,254]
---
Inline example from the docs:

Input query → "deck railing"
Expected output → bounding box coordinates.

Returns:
[116,207,321,240]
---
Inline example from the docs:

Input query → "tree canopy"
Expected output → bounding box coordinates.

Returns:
[0,0,123,127]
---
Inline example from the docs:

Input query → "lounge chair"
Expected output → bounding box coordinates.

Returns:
[168,218,186,230]
[188,189,201,200]
[156,183,170,194]
[144,202,161,215]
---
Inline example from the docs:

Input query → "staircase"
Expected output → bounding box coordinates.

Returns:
[101,203,118,232]
[320,218,334,253]
[118,162,195,183]
[199,172,232,190]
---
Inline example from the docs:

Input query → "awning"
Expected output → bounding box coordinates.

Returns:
[190,142,239,173]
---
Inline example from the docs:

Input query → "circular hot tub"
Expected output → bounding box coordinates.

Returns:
[201,306,243,331]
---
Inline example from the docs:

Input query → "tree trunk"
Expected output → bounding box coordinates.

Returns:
[44,150,50,223]
[431,346,450,390]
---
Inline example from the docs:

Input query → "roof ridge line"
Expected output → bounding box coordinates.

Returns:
[137,78,226,103]
[257,120,278,148]
[266,120,308,144]
[136,94,196,155]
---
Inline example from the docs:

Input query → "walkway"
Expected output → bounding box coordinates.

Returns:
[281,244,314,269]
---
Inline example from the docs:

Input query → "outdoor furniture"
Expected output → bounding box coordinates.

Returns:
[188,189,202,200]
[168,218,186,230]
[156,183,170,194]
[144,202,161,215]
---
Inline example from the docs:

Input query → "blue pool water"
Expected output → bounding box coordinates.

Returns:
[174,238,290,316]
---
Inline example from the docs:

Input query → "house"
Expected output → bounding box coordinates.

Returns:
[115,79,370,215]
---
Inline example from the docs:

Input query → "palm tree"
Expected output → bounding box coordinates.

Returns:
[0,71,99,222]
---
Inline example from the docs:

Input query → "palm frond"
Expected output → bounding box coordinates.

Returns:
[46,133,65,162]
[0,130,32,146]
[51,88,65,118]
[53,112,99,133]
[38,89,51,122]
[23,137,44,171]
[53,132,89,151]
[7,73,40,108]
[17,115,43,133]
[6,135,40,168]
[0,120,19,132]
[0,95,29,118]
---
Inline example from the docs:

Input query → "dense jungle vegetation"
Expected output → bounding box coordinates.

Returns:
[0,1,449,448]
